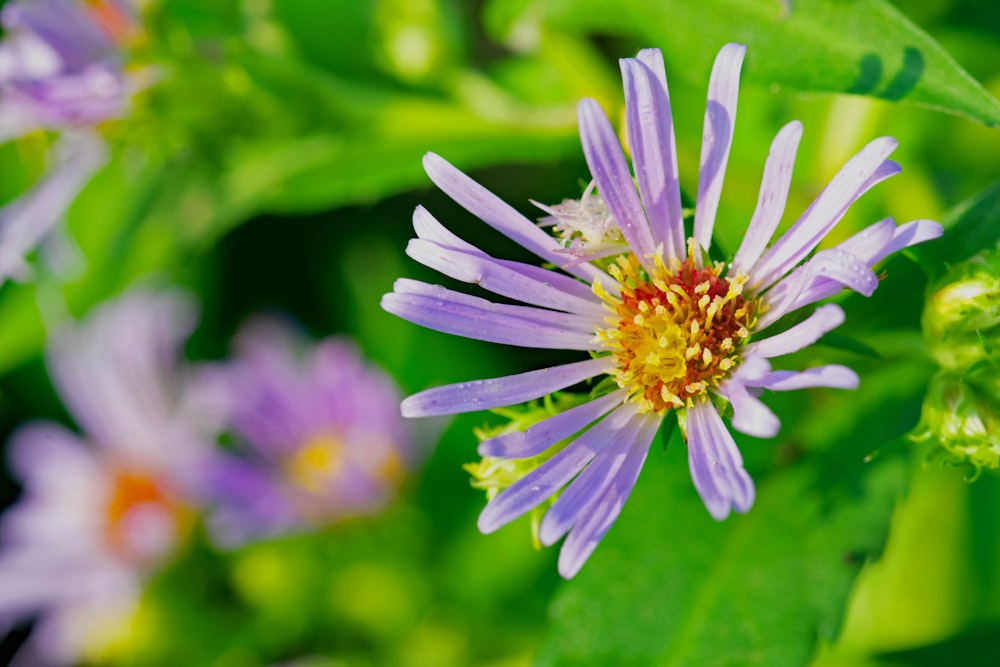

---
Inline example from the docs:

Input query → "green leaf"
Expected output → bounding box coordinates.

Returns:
[910,180,1000,275]
[486,0,1000,127]
[537,360,928,666]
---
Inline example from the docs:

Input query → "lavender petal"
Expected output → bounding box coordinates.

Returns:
[423,152,604,283]
[477,389,626,459]
[693,43,746,253]
[381,290,601,350]
[557,412,659,578]
[744,303,845,359]
[477,404,636,533]
[405,237,605,317]
[731,121,803,274]
[687,400,755,520]
[757,249,877,330]
[747,365,860,391]
[400,356,610,418]
[621,54,683,259]
[578,98,658,263]
[750,138,899,290]
[538,408,644,546]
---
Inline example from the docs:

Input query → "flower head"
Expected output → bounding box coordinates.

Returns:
[202,318,416,546]
[0,0,142,139]
[382,44,942,578]
[0,287,216,664]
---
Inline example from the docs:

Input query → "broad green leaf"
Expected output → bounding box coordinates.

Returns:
[485,0,1000,127]
[910,180,1000,276]
[537,361,929,667]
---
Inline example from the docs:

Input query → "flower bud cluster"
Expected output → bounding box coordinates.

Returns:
[916,249,1000,471]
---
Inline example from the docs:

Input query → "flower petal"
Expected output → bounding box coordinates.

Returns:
[381,290,600,350]
[406,238,604,317]
[730,121,802,274]
[871,218,943,264]
[750,138,899,290]
[423,152,605,283]
[757,249,878,329]
[388,278,596,332]
[477,404,638,533]
[621,52,683,258]
[686,400,755,519]
[747,365,860,391]
[744,303,845,359]
[46,287,199,465]
[636,49,686,256]
[477,389,626,459]
[411,204,480,253]
[693,43,746,253]
[557,412,659,578]
[400,356,610,417]
[578,97,658,263]
[412,205,603,303]
[0,133,106,283]
[538,410,646,545]
[724,386,780,439]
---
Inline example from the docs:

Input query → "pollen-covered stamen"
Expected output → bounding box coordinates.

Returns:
[533,181,628,259]
[594,251,758,413]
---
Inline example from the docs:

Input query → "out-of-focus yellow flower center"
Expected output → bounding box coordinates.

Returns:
[594,250,758,414]
[286,433,345,493]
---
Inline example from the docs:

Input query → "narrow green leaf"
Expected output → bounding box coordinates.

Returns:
[910,180,1000,274]
[488,0,1000,127]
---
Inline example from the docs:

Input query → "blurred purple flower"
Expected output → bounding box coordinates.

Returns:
[0,0,141,140]
[204,319,416,547]
[0,0,148,286]
[0,132,106,285]
[382,44,943,578]
[0,287,218,664]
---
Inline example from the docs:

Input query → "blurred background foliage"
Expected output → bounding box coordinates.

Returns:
[0,0,999,665]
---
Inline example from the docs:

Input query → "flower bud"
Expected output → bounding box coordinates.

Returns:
[923,249,1000,371]
[912,372,1000,471]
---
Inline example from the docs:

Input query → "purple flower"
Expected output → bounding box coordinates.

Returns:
[382,44,943,578]
[0,287,218,664]
[0,0,140,140]
[203,318,415,547]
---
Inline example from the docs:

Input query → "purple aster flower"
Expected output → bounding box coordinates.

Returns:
[202,318,416,547]
[382,44,943,578]
[0,0,141,140]
[0,287,218,664]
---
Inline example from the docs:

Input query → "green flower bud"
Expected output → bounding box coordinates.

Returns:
[912,372,1000,472]
[923,248,1000,371]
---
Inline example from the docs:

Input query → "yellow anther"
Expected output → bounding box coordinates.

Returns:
[595,248,759,415]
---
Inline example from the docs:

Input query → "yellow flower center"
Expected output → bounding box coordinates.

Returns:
[286,433,345,493]
[594,251,758,414]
